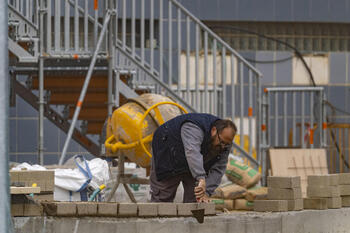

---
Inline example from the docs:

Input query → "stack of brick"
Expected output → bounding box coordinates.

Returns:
[254,176,303,212]
[304,174,341,210]
[10,170,55,216]
[10,170,55,201]
[338,173,350,207]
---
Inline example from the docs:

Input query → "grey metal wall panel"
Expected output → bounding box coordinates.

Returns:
[330,53,347,84]
[275,0,293,21]
[328,86,347,112]
[275,52,292,85]
[293,0,311,21]
[330,0,348,22]
[256,52,274,85]
[17,119,37,153]
[10,119,16,153]
[311,0,329,20]
[44,119,59,153]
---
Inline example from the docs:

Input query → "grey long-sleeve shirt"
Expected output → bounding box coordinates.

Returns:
[180,122,229,196]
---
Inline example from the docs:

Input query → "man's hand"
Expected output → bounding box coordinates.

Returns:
[198,194,210,203]
[194,178,206,199]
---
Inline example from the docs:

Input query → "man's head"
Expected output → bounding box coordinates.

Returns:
[210,119,237,153]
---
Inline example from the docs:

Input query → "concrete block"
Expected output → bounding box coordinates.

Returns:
[33,193,54,202]
[198,202,216,215]
[339,173,350,185]
[157,203,177,217]
[76,202,97,216]
[307,174,339,187]
[307,185,340,198]
[177,203,197,216]
[42,202,77,216]
[118,203,138,217]
[342,196,350,207]
[327,197,342,209]
[97,203,118,217]
[138,203,158,217]
[287,199,303,211]
[267,176,301,188]
[24,202,43,216]
[267,187,302,200]
[339,185,350,196]
[10,170,55,192]
[11,203,24,216]
[303,198,328,210]
[254,200,288,212]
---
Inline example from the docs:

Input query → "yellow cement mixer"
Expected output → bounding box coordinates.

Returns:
[104,94,187,168]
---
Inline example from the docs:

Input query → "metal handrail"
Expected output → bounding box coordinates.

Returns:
[170,0,262,77]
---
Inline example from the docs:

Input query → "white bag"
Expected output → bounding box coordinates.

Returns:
[54,155,110,201]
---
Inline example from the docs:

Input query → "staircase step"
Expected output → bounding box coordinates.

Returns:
[31,75,109,91]
[49,92,107,105]
[69,107,108,121]
[86,121,105,135]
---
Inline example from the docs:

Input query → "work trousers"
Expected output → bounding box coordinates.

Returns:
[149,157,197,203]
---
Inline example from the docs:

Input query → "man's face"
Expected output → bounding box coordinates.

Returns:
[210,127,236,154]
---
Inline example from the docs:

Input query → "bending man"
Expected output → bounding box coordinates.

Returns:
[150,113,236,202]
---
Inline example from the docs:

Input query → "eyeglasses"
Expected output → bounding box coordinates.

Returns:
[217,133,232,148]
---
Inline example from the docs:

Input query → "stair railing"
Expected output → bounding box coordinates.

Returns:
[113,0,262,167]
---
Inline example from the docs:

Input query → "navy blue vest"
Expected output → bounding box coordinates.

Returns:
[152,113,221,181]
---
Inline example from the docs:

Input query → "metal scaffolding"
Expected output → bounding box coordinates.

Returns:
[1,0,11,232]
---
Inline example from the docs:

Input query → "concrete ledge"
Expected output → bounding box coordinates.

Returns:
[13,208,350,233]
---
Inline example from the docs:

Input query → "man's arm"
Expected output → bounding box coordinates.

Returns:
[205,150,229,196]
[180,122,206,181]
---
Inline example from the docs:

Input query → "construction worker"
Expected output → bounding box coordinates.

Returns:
[150,113,237,203]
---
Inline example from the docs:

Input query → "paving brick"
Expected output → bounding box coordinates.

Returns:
[198,202,216,215]
[339,185,350,196]
[307,174,339,187]
[42,202,77,216]
[342,196,350,207]
[76,202,97,216]
[307,186,340,198]
[158,203,177,217]
[118,203,138,217]
[254,200,288,212]
[138,203,158,217]
[287,199,303,211]
[303,198,328,210]
[267,176,301,188]
[327,197,342,209]
[267,187,302,200]
[97,203,118,217]
[339,173,350,185]
[177,203,197,216]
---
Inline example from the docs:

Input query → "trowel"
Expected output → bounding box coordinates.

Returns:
[191,182,205,224]
[191,200,205,223]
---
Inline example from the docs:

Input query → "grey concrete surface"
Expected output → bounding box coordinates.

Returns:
[12,207,350,233]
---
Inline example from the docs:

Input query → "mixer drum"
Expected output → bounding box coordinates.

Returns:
[107,93,183,168]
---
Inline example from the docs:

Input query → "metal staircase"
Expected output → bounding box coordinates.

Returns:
[8,0,263,168]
